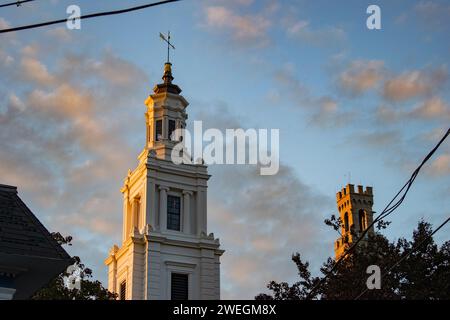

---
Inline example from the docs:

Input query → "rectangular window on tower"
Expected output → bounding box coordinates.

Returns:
[119,280,126,300]
[167,195,181,231]
[171,273,188,300]
[156,120,162,141]
[168,119,176,141]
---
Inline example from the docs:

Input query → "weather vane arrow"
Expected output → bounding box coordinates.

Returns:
[159,31,175,63]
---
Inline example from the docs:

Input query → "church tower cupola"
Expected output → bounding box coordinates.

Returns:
[144,61,189,160]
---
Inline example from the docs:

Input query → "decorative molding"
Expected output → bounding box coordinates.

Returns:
[164,261,197,269]
[158,185,170,191]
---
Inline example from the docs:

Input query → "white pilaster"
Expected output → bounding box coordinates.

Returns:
[159,186,169,232]
[182,191,193,234]
[122,192,129,243]
[131,199,137,232]
[146,180,156,229]
[196,189,207,235]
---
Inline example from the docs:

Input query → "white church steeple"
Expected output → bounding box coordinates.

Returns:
[144,62,188,160]
[105,59,223,300]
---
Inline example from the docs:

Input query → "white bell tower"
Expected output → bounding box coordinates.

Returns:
[105,62,224,300]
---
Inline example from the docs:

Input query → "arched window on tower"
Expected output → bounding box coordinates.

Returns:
[344,212,349,233]
[358,209,366,232]
[156,120,162,141]
[169,119,176,141]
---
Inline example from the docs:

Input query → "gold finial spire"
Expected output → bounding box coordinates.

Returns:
[162,62,174,84]
[153,62,181,95]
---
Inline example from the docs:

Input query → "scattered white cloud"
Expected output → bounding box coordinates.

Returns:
[0,17,10,29]
[428,154,450,176]
[414,1,450,31]
[205,5,271,47]
[410,97,450,120]
[8,93,26,112]
[20,57,55,86]
[209,164,332,299]
[0,42,149,288]
[286,19,347,46]
[46,27,73,42]
[337,60,385,96]
[376,97,450,123]
[383,66,447,101]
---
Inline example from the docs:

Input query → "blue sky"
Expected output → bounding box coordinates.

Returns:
[0,0,449,299]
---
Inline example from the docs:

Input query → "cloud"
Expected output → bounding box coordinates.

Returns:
[88,52,146,87]
[410,97,450,120]
[0,17,10,29]
[0,42,148,251]
[309,96,351,128]
[286,19,347,47]
[0,48,14,66]
[21,44,40,57]
[383,66,447,101]
[420,127,450,143]
[7,93,26,112]
[414,1,450,31]
[20,56,55,86]
[205,6,271,47]
[209,164,333,299]
[376,97,450,124]
[376,104,402,123]
[27,84,93,119]
[46,27,73,42]
[427,154,450,176]
[55,51,147,91]
[273,62,310,98]
[337,60,384,96]
[271,62,350,128]
[189,101,335,298]
[357,130,402,148]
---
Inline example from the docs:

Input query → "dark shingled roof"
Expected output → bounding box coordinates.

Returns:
[0,184,70,260]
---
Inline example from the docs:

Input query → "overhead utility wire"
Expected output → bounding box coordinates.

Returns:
[0,0,35,8]
[0,0,181,34]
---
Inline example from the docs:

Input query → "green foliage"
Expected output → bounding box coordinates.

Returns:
[256,220,450,300]
[32,232,117,300]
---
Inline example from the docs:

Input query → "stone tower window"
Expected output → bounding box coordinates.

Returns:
[171,273,188,300]
[358,209,366,232]
[167,195,181,231]
[156,119,162,141]
[169,119,176,141]
[120,280,126,300]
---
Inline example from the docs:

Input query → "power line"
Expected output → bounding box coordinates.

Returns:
[354,215,450,300]
[306,127,450,299]
[0,0,35,8]
[0,0,181,34]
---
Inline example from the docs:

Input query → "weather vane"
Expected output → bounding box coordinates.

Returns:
[159,31,175,63]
